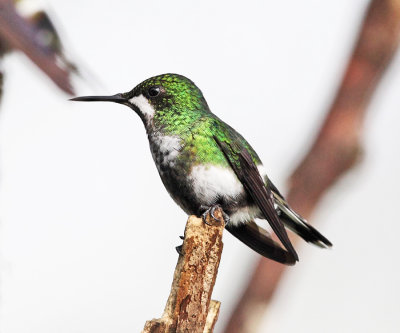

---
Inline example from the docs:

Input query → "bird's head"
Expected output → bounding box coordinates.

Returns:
[71,73,210,128]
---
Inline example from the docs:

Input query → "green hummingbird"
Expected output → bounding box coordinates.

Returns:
[71,73,331,265]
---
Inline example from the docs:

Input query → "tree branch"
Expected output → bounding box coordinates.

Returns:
[223,1,400,332]
[143,208,225,333]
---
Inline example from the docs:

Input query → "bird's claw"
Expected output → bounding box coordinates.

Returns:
[222,211,230,226]
[202,205,219,225]
[201,204,229,226]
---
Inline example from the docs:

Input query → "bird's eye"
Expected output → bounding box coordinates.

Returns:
[148,86,161,97]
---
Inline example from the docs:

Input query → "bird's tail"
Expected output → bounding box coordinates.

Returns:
[271,188,332,248]
[226,221,298,265]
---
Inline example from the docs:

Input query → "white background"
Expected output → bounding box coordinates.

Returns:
[1,0,399,332]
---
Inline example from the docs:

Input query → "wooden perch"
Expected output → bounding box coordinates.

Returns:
[142,208,225,333]
[223,1,400,332]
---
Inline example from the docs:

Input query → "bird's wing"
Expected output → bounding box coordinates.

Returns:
[214,136,298,262]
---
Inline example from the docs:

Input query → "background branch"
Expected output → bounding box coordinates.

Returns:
[0,0,74,94]
[223,1,400,332]
[143,209,225,333]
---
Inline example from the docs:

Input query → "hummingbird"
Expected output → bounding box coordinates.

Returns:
[71,73,331,265]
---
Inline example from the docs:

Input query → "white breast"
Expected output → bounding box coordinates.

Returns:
[190,165,244,204]
[189,164,267,225]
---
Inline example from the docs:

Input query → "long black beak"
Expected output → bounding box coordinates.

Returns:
[70,93,128,104]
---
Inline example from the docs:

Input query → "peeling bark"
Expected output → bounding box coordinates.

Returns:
[143,209,224,333]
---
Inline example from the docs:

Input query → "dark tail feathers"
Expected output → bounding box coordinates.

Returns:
[226,221,297,265]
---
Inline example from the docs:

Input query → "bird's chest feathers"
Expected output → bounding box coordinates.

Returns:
[149,134,182,170]
[189,165,245,203]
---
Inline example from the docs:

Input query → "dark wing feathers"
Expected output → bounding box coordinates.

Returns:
[214,137,299,263]
[279,215,333,248]
[234,147,299,261]
[225,221,297,265]
[268,181,332,248]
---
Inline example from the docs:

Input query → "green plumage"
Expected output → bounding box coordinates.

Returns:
[123,74,262,169]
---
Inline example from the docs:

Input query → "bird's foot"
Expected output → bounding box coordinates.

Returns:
[200,204,229,226]
[222,211,230,225]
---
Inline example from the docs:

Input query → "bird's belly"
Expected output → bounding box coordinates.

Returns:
[189,164,245,205]
[189,165,262,224]
[229,205,261,226]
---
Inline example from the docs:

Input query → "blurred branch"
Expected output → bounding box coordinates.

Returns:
[0,0,74,94]
[223,0,400,332]
[142,208,224,333]
[0,71,3,103]
[288,0,400,217]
